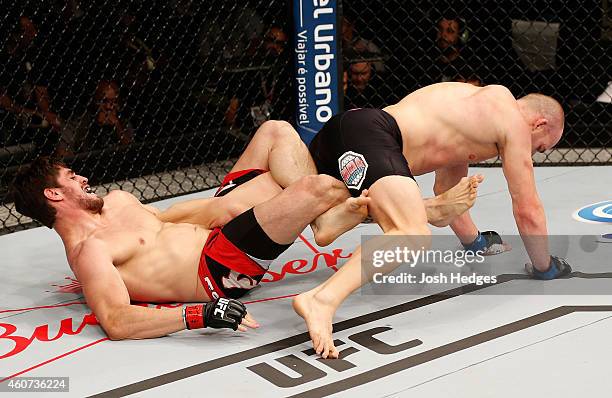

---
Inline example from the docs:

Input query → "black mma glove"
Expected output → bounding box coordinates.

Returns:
[184,298,247,330]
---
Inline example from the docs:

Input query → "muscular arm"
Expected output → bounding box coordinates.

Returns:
[434,165,478,243]
[157,197,235,228]
[500,120,550,270]
[72,240,185,340]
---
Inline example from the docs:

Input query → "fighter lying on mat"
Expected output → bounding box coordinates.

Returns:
[234,82,574,358]
[10,148,478,340]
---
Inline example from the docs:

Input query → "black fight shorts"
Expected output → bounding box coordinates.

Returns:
[308,108,415,197]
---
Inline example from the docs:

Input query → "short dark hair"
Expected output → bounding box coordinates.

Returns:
[11,157,66,228]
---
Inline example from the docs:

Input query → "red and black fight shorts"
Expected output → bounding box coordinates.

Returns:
[197,208,292,299]
[215,168,267,197]
[199,168,291,299]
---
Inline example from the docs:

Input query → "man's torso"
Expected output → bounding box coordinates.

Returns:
[383,82,514,174]
[69,191,210,303]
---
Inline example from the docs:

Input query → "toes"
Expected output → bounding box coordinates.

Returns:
[311,334,321,354]
[354,197,369,206]
[318,340,327,356]
[321,341,329,359]
[330,344,340,359]
[321,337,335,359]
[469,174,484,185]
[315,336,325,355]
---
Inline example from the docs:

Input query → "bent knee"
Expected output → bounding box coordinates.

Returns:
[258,120,299,142]
[273,119,295,132]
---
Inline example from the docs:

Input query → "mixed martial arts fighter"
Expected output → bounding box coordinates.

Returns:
[283,82,572,358]
[10,138,476,341]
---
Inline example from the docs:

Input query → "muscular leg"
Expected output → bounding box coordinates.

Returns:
[252,175,369,245]
[310,174,484,246]
[159,170,481,233]
[158,173,282,227]
[229,121,360,243]
[293,176,431,358]
[232,121,482,244]
[231,120,317,188]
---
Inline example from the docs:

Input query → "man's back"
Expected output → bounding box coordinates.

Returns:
[68,190,210,303]
[384,83,520,174]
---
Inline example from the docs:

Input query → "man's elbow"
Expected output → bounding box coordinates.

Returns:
[102,319,128,341]
[100,311,132,341]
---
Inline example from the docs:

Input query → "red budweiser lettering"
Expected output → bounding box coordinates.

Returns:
[263,248,352,282]
[48,277,82,294]
[0,303,185,360]
[0,312,99,359]
[0,249,352,360]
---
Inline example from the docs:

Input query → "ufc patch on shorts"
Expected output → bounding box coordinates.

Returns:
[338,151,369,190]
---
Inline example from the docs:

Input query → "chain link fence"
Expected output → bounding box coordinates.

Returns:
[2,1,611,233]
[0,0,292,233]
[342,0,612,165]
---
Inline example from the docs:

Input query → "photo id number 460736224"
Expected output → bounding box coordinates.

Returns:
[0,377,69,392]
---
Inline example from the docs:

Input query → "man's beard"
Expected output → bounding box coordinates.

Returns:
[80,196,104,214]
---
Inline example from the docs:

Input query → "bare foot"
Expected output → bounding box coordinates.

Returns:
[293,290,339,359]
[427,174,484,227]
[311,191,370,246]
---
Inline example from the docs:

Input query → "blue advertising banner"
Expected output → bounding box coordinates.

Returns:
[292,0,341,145]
